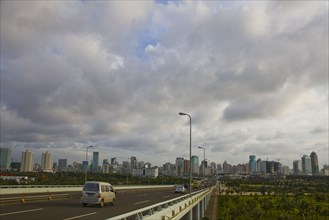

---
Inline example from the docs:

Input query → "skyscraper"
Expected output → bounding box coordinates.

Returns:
[310,151,319,175]
[41,151,53,171]
[176,157,184,177]
[249,155,256,173]
[130,156,137,170]
[0,148,12,171]
[58,159,67,171]
[183,159,190,177]
[191,155,199,176]
[20,150,34,172]
[293,160,302,175]
[301,155,312,175]
[92,152,99,173]
[111,157,118,165]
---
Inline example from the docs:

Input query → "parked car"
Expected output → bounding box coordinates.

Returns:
[174,184,186,193]
[81,181,116,207]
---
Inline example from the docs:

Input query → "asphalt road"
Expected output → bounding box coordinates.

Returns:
[0,188,183,220]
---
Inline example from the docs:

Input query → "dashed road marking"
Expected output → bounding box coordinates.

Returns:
[63,212,97,220]
[134,200,150,205]
[0,208,44,216]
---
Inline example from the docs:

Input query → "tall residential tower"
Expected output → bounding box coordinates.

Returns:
[310,151,319,175]
[20,150,34,172]
[41,151,53,171]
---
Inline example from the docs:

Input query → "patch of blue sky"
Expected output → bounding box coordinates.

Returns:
[136,26,165,62]
[136,36,159,62]
[51,46,62,56]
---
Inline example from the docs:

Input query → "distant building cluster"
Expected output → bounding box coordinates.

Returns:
[220,152,328,176]
[0,148,159,178]
[0,147,328,177]
[293,152,321,175]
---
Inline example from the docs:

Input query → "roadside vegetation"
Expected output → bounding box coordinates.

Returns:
[218,176,329,220]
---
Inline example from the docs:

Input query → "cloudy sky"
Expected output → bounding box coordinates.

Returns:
[1,1,328,168]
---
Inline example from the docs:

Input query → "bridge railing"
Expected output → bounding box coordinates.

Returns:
[106,186,216,220]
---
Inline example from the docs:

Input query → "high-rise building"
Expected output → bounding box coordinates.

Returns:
[103,159,109,165]
[162,162,175,176]
[301,155,312,175]
[122,161,129,174]
[111,158,118,165]
[210,162,217,175]
[183,159,190,177]
[137,161,145,168]
[249,155,256,173]
[130,157,137,170]
[191,155,199,176]
[217,164,222,174]
[222,161,232,174]
[92,152,99,173]
[281,165,290,175]
[58,159,67,171]
[293,160,302,175]
[82,161,88,172]
[0,148,12,171]
[175,157,184,177]
[102,164,110,174]
[273,161,282,173]
[41,151,53,171]
[310,151,319,175]
[20,150,34,172]
[265,161,274,173]
[259,160,267,173]
[10,162,20,171]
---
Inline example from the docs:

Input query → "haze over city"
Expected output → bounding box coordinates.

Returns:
[1,1,328,168]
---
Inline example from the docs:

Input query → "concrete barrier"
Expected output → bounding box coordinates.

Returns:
[0,185,173,195]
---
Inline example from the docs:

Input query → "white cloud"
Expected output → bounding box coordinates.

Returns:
[1,1,328,168]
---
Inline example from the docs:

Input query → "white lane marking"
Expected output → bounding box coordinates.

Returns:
[134,200,150,205]
[163,195,171,198]
[63,212,97,220]
[137,194,148,197]
[0,208,44,216]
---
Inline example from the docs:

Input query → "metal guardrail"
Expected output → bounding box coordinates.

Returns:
[106,186,215,220]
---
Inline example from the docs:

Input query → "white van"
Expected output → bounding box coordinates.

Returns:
[81,181,116,207]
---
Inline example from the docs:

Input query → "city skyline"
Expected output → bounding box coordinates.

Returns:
[1,2,328,169]
[1,147,327,173]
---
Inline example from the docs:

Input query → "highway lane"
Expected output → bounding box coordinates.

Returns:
[0,187,184,220]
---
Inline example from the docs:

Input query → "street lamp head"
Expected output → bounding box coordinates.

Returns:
[179,112,186,115]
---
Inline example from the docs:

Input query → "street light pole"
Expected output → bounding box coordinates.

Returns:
[198,146,205,180]
[84,145,93,183]
[179,112,192,196]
